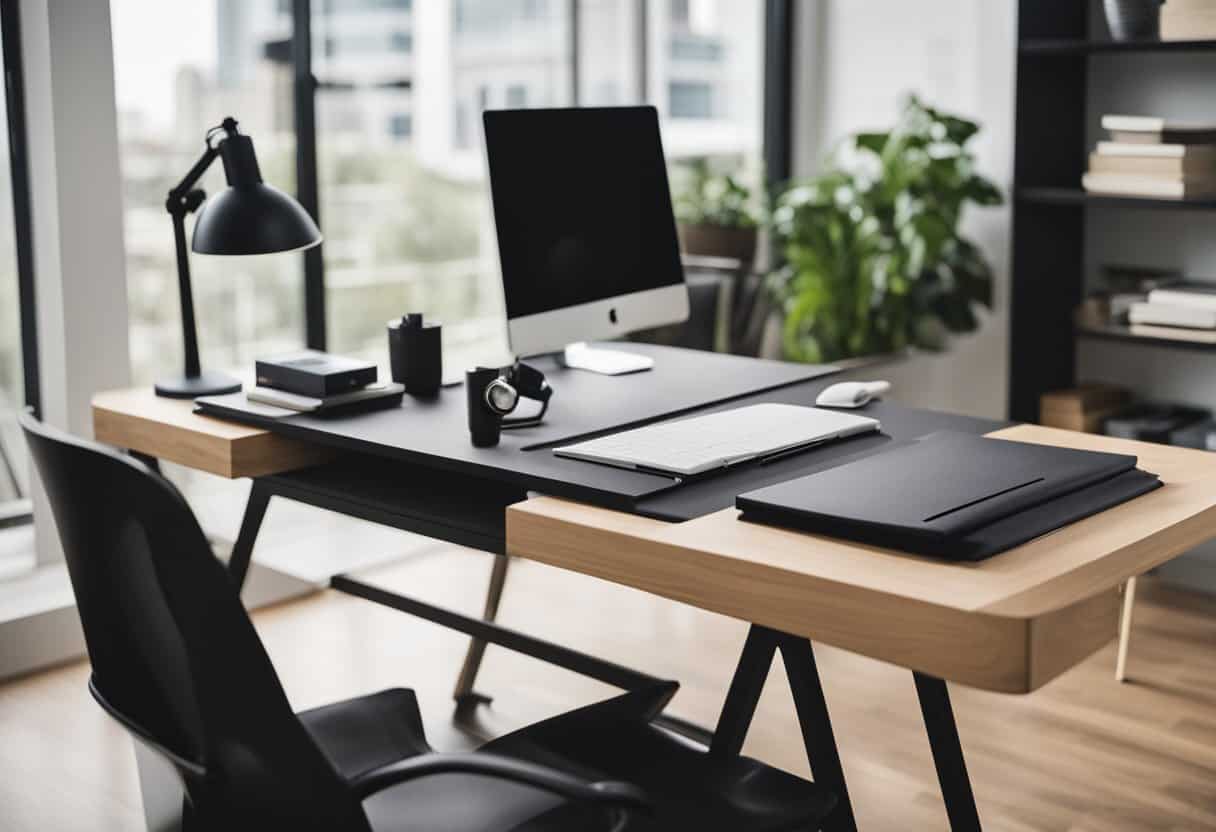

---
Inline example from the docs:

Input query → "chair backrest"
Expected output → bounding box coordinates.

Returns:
[20,410,369,830]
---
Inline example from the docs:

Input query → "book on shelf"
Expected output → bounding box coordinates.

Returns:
[1147,281,1216,309]
[1129,300,1216,329]
[1095,140,1216,160]
[1082,171,1216,198]
[1088,151,1216,177]
[1101,115,1216,144]
[1161,0,1216,41]
[1129,323,1216,343]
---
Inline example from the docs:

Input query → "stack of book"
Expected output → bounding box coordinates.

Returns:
[249,350,402,412]
[1083,115,1216,199]
[1161,0,1216,40]
[1128,282,1216,343]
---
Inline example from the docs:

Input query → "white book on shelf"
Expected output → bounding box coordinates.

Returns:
[1129,324,1216,344]
[1082,172,1216,199]
[1101,115,1216,133]
[1129,301,1216,329]
[1095,141,1216,160]
[1148,283,1216,310]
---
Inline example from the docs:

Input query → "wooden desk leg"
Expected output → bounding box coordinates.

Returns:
[1115,576,1138,683]
[914,674,982,832]
[453,553,511,707]
[710,626,858,832]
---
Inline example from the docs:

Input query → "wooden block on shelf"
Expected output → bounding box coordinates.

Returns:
[1041,384,1132,432]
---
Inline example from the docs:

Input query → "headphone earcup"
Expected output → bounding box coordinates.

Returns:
[484,378,519,415]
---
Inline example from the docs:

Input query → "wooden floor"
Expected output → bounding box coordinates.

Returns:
[2,546,1215,831]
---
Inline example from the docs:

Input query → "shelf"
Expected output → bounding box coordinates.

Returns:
[1077,323,1216,352]
[1017,187,1216,210]
[1020,38,1216,55]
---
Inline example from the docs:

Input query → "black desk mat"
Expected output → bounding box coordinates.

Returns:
[197,344,838,510]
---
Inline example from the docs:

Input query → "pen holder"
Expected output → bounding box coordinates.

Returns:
[387,313,442,395]
[466,366,505,447]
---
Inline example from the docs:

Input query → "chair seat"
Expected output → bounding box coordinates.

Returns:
[300,688,619,832]
[483,686,838,832]
[300,685,835,832]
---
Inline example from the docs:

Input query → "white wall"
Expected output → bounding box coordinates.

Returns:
[792,0,1017,421]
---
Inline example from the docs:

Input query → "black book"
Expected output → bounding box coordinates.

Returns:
[736,431,1160,561]
[255,350,378,398]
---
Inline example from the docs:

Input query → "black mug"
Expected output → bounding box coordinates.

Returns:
[466,366,506,447]
[387,313,442,395]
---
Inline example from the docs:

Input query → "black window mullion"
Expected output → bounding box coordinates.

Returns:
[763,0,794,188]
[293,0,326,350]
[1,0,40,416]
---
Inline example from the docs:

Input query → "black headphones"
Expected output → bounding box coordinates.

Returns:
[486,362,552,428]
[466,361,553,447]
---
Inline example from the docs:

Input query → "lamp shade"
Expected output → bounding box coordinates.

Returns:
[192,183,322,255]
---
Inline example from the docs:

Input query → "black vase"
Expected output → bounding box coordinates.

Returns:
[1104,0,1163,41]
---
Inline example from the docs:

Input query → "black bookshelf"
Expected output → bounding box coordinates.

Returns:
[1020,37,1216,55]
[1077,324,1216,352]
[1017,187,1216,210]
[1008,1,1216,422]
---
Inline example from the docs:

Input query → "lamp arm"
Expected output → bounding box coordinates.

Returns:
[165,143,220,380]
[167,144,220,209]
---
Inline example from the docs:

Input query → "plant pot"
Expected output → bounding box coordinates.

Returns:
[1104,0,1162,41]
[678,223,758,268]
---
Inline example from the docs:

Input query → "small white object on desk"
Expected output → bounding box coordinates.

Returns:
[816,380,891,409]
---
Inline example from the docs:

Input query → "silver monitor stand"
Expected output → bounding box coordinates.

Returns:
[544,342,655,375]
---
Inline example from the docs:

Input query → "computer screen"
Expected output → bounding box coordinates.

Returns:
[483,107,685,323]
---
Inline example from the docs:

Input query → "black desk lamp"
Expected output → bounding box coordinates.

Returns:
[155,116,322,398]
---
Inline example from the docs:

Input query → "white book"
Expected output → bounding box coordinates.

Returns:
[1148,285,1216,310]
[1082,172,1216,199]
[1101,115,1216,133]
[1129,301,1216,329]
[1130,324,1216,344]
[1095,141,1216,159]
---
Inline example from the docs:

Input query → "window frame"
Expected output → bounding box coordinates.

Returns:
[1,0,42,416]
[292,0,794,348]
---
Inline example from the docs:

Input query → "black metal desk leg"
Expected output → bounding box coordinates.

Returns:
[710,626,857,832]
[913,673,982,832]
[453,553,511,707]
[710,626,778,757]
[780,637,857,832]
[228,483,271,590]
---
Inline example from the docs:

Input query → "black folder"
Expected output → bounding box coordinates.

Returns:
[736,431,1162,561]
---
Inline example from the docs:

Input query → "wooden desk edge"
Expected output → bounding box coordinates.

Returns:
[91,390,336,479]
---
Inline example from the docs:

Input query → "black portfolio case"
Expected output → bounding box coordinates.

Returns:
[736,431,1162,561]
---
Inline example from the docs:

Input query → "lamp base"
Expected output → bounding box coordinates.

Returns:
[154,371,243,399]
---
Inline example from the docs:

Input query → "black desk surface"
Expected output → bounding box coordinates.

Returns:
[198,344,1007,520]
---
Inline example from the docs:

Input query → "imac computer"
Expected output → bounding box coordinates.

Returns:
[483,106,689,373]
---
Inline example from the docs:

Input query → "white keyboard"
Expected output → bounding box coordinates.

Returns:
[553,403,880,477]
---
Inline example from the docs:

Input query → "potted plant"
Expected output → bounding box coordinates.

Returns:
[674,159,761,267]
[768,95,1002,364]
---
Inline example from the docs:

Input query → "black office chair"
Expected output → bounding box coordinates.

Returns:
[21,410,836,831]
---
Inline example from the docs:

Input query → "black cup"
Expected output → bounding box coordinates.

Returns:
[466,366,505,447]
[387,313,442,395]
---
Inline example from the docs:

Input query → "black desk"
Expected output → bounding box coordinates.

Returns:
[119,346,1012,832]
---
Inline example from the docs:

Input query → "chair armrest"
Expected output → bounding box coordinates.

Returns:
[348,751,649,812]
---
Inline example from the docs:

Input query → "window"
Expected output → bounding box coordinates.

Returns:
[388,112,412,138]
[113,0,302,388]
[669,80,713,118]
[316,0,572,368]
[0,4,36,580]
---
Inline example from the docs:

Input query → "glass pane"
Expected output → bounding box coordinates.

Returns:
[0,9,35,580]
[652,0,764,171]
[316,0,573,370]
[112,0,302,387]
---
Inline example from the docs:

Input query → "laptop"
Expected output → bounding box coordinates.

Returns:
[553,403,880,478]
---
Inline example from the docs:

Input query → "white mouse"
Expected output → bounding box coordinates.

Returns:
[816,380,891,409]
